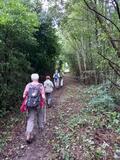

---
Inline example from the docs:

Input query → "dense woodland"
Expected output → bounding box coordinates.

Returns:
[0,0,120,159]
[58,0,120,83]
[0,0,60,116]
[1,0,120,115]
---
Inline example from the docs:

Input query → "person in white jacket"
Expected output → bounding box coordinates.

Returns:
[44,76,54,107]
[53,70,60,88]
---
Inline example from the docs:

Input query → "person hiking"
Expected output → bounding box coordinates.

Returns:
[22,73,45,143]
[53,70,60,88]
[44,76,54,107]
[59,70,64,87]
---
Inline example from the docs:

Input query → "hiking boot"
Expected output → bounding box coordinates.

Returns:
[26,133,31,144]
[48,104,52,108]
[26,139,32,144]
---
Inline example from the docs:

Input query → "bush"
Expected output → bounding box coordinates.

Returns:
[88,84,115,112]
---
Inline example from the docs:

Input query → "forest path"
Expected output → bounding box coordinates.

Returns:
[1,75,81,160]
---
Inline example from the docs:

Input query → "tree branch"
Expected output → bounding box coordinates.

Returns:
[97,51,120,71]
[84,0,120,33]
[107,77,120,90]
[84,0,120,57]
[113,0,120,20]
[109,62,120,77]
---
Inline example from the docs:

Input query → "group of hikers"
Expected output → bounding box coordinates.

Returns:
[20,70,64,143]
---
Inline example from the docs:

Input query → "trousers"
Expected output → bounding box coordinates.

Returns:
[45,93,52,105]
[26,106,46,134]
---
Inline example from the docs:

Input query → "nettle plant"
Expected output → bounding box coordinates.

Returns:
[88,84,115,112]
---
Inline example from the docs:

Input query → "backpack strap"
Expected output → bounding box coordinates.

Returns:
[36,83,43,94]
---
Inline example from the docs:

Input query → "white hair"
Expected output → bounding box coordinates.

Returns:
[31,73,39,81]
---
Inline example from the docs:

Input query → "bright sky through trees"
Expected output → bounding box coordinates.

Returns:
[41,0,49,11]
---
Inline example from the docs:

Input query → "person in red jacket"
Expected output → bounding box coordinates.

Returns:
[22,73,45,143]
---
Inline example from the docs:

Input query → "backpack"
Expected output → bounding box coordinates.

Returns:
[26,84,41,108]
[44,80,53,93]
[54,73,58,81]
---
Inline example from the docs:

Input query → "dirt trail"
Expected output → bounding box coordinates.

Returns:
[0,75,78,160]
[1,75,119,160]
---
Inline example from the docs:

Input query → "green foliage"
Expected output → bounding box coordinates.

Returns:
[0,0,60,117]
[0,0,38,43]
[83,84,120,133]
[55,0,120,76]
[54,127,73,160]
[0,0,37,116]
[50,83,120,159]
[0,113,23,151]
[106,112,120,133]
[33,19,60,75]
[88,85,115,111]
[55,83,120,159]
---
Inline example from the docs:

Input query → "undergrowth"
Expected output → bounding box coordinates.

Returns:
[0,112,23,152]
[53,83,120,160]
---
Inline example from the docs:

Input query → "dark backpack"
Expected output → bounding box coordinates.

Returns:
[54,73,58,81]
[26,84,41,108]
